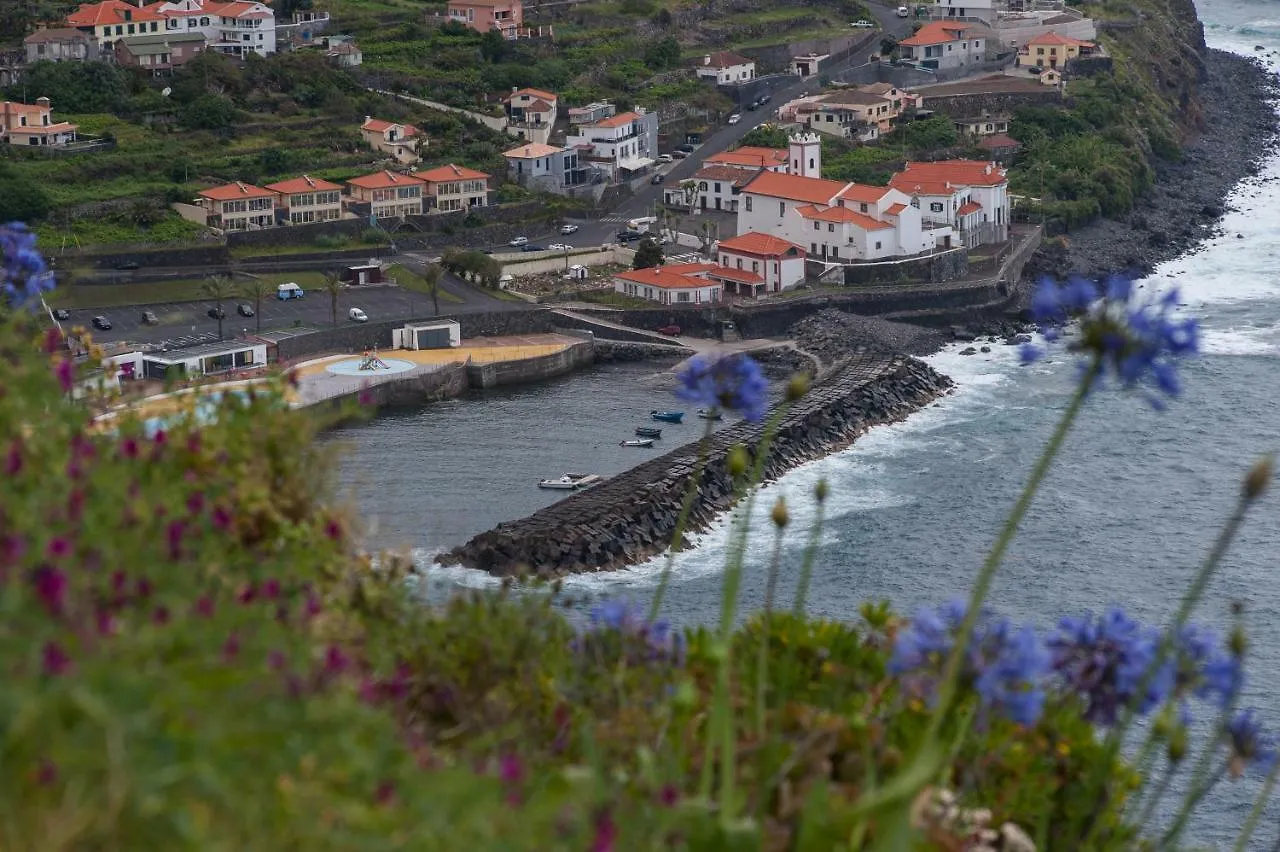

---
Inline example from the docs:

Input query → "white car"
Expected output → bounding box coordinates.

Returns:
[509,236,529,247]
[348,307,368,323]
[548,243,573,251]
[852,18,875,27]
[728,113,741,125]
[656,153,674,163]
[896,5,909,15]
[559,223,579,234]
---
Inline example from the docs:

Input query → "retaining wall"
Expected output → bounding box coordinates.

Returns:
[440,355,953,577]
[313,362,469,415]
[465,339,594,388]
[919,88,1065,116]
[499,246,635,276]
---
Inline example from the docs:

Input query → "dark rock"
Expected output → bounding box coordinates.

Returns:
[980,346,992,353]
[960,347,977,355]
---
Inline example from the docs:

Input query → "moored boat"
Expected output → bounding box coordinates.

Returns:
[538,472,604,490]
[619,439,655,448]
[651,410,684,423]
[696,408,723,420]
[635,426,662,438]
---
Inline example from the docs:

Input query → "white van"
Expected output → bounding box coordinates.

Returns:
[627,216,657,232]
[348,307,368,323]
[276,282,305,301]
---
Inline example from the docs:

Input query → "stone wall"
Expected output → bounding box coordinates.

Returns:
[500,246,635,276]
[313,362,469,418]
[59,244,229,271]
[920,88,1064,117]
[226,218,370,249]
[440,355,953,577]
[549,311,686,343]
[829,247,969,286]
[465,339,594,388]
[592,340,693,363]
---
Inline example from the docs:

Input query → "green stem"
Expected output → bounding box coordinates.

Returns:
[1134,758,1177,830]
[756,522,785,740]
[1232,760,1280,852]
[792,493,826,617]
[1159,763,1227,850]
[649,418,717,622]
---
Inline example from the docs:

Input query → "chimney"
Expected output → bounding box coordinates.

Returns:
[364,115,372,124]
[703,54,711,65]
[36,97,51,108]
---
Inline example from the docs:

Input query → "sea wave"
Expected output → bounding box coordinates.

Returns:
[1198,325,1280,357]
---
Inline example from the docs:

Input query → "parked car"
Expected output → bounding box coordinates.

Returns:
[52,308,70,321]
[676,143,695,153]
[548,243,573,251]
[896,4,909,15]
[91,315,111,330]
[141,310,159,325]
[237,303,255,318]
[656,324,681,337]
[671,149,689,158]
[348,307,368,323]
[207,306,226,320]
[559,223,580,234]
[616,231,644,243]
[851,18,875,26]
[758,92,771,104]
[657,153,674,163]
[746,101,759,111]
[727,113,741,125]
[509,236,529,247]
[521,244,546,252]
[651,173,665,184]
[115,261,139,271]
[1026,64,1043,74]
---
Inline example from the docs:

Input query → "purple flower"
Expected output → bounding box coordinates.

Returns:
[1173,625,1243,707]
[1226,709,1277,777]
[54,358,74,393]
[43,641,70,676]
[212,505,233,531]
[324,645,350,674]
[890,600,1048,726]
[674,353,769,423]
[1048,608,1170,725]
[31,565,68,616]
[581,599,686,665]
[1,223,55,308]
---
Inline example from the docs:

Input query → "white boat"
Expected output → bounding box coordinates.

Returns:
[696,408,723,420]
[538,472,604,490]
[619,438,655,448]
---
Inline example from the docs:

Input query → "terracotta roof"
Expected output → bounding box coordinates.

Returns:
[796,204,893,230]
[836,183,893,204]
[1,101,49,114]
[861,82,897,95]
[504,142,565,158]
[416,163,491,182]
[817,90,886,107]
[978,132,1021,150]
[614,266,717,291]
[899,21,973,47]
[742,170,848,205]
[696,50,754,69]
[884,202,907,216]
[346,170,426,190]
[448,0,513,6]
[592,111,640,129]
[888,160,1007,195]
[693,165,758,185]
[361,117,418,134]
[522,98,553,112]
[705,146,787,169]
[265,175,343,194]
[1027,31,1094,47]
[198,181,275,201]
[11,122,78,134]
[708,267,764,284]
[505,87,557,103]
[956,200,983,216]
[24,28,91,43]
[204,0,271,17]
[67,0,166,25]
[717,232,805,257]
[664,262,721,275]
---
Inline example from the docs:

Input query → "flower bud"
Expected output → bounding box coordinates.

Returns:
[814,478,829,504]
[1230,625,1247,659]
[1231,600,1245,617]
[727,444,748,478]
[786,372,810,402]
[1153,708,1173,741]
[1167,724,1188,763]
[1243,455,1272,501]
[771,497,789,529]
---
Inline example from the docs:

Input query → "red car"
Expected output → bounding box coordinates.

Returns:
[657,324,681,337]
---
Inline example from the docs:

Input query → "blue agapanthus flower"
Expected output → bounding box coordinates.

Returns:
[674,353,768,423]
[1,223,55,309]
[1226,709,1278,777]
[1020,275,1198,409]
[579,599,685,665]
[1173,624,1243,708]
[891,599,1048,726]
[1048,608,1172,725]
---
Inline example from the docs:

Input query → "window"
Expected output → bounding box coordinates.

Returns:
[721,255,728,265]
[714,183,721,193]
[813,221,820,231]
[677,292,690,302]
[828,224,834,233]
[745,197,751,212]
[751,261,758,273]
[859,203,868,213]
[809,158,815,169]
[875,241,881,250]
[811,243,817,253]
[778,201,785,216]
[831,247,838,259]
[930,202,944,212]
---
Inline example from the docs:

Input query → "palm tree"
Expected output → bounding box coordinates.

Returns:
[421,262,443,316]
[201,274,234,341]
[322,270,343,327]
[238,278,271,334]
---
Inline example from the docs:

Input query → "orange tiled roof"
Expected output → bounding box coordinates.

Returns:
[709,267,765,285]
[884,202,907,216]
[505,87,558,103]
[796,204,893,230]
[346,170,426,189]
[837,183,893,204]
[523,99,553,112]
[956,200,983,216]
[693,164,758,185]
[705,146,787,169]
[504,142,564,158]
[696,51,754,69]
[888,160,1007,195]
[742,170,848,205]
[717,232,805,257]
[416,164,491,182]
[1,101,49,114]
[1027,31,1094,47]
[204,0,271,17]
[198,181,275,201]
[978,132,1021,150]
[361,117,419,136]
[615,266,717,290]
[593,111,639,129]
[67,0,166,25]
[265,175,343,194]
[899,21,972,47]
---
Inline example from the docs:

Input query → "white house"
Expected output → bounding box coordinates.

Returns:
[694,51,756,85]
[613,263,723,305]
[702,146,790,173]
[504,142,585,192]
[928,0,1000,25]
[266,175,344,224]
[152,0,277,56]
[716,232,807,296]
[888,159,1010,247]
[688,165,757,213]
[897,21,984,71]
[67,0,166,50]
[565,108,659,183]
[503,87,558,146]
[360,117,423,164]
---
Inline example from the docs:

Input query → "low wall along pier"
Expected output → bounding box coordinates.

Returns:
[440,355,954,577]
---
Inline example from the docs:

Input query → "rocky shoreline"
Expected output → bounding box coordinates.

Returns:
[438,355,953,577]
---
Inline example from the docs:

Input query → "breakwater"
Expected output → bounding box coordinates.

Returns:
[439,354,953,577]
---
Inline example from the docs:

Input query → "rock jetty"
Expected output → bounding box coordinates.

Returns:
[439,354,953,578]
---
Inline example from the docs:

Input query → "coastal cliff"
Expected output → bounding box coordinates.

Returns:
[439,355,952,577]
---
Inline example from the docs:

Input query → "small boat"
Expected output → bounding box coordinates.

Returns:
[620,438,654,448]
[651,410,684,423]
[696,408,723,421]
[538,472,604,490]
[635,426,662,439]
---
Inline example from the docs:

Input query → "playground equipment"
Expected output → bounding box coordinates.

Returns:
[358,350,390,371]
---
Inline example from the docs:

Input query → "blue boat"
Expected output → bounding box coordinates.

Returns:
[651,410,684,423]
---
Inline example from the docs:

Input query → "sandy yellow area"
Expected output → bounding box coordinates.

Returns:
[291,335,578,379]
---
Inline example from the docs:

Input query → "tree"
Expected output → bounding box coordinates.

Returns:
[238,278,272,334]
[322,270,343,327]
[13,61,132,114]
[643,37,681,71]
[0,170,51,223]
[421,263,443,316]
[880,35,899,57]
[633,238,663,269]
[201,275,234,341]
[696,220,719,257]
[179,94,239,132]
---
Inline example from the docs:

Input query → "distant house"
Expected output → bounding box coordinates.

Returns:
[115,32,206,73]
[24,28,99,63]
[503,87,558,146]
[716,232,807,296]
[152,0,278,58]
[197,181,276,231]
[689,165,757,213]
[953,113,1009,136]
[66,0,167,50]
[897,21,984,71]
[345,170,426,219]
[929,0,1000,25]
[503,142,586,192]
[613,263,723,305]
[360,117,424,165]
[887,159,1010,248]
[703,146,790,173]
[0,98,78,148]
[694,51,756,85]
[1039,67,1062,86]
[446,0,522,36]
[416,164,491,213]
[1017,31,1096,68]
[326,40,361,66]
[977,132,1022,163]
[266,175,344,224]
[565,108,659,184]
[568,101,614,125]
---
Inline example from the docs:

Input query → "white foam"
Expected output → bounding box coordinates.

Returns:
[1198,325,1280,357]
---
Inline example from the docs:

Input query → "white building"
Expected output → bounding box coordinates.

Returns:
[360,117,423,164]
[716,232,807,296]
[153,0,277,57]
[685,135,823,212]
[613,263,723,305]
[702,145,790,173]
[197,181,276,231]
[897,21,984,71]
[266,175,344,224]
[503,87,558,146]
[566,108,659,183]
[928,0,1000,25]
[694,51,756,85]
[888,159,1010,248]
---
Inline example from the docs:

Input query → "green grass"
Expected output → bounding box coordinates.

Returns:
[50,271,329,309]
[229,238,389,259]
[574,289,652,309]
[386,264,464,303]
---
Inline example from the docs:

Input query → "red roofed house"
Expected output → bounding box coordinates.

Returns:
[1,98,78,148]
[701,133,821,181]
[694,51,756,85]
[503,87,558,146]
[888,159,1009,247]
[67,0,166,50]
[447,0,522,36]
[716,232,807,296]
[151,0,277,57]
[1017,31,1096,69]
[345,170,426,219]
[977,132,1021,163]
[360,116,424,165]
[197,181,276,231]
[565,107,659,183]
[897,21,985,71]
[613,262,723,305]
[266,175,344,224]
[416,164,491,213]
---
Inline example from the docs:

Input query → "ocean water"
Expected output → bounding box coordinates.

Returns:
[333,4,1280,844]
